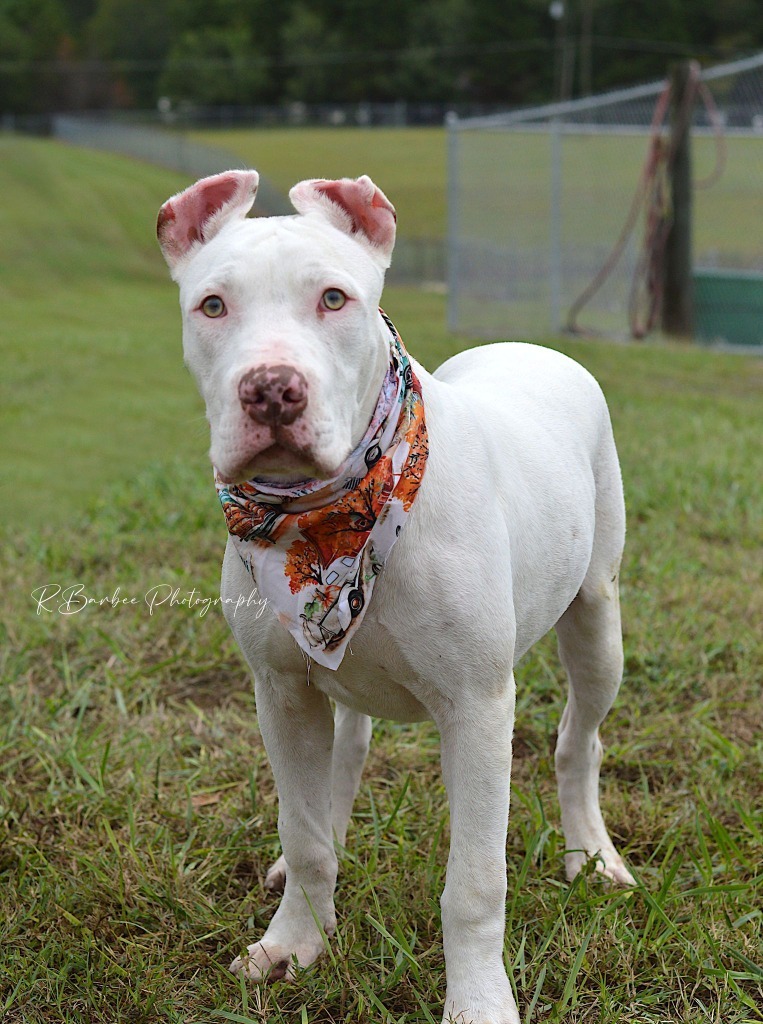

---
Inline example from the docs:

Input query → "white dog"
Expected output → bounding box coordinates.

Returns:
[157,170,635,1024]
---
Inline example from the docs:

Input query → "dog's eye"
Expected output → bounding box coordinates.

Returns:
[321,288,347,311]
[201,295,226,318]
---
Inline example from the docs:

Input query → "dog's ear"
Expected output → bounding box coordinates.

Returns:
[289,175,396,267]
[157,170,259,274]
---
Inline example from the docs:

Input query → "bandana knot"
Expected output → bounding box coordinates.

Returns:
[215,312,428,669]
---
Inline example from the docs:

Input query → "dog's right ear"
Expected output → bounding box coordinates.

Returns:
[157,170,259,275]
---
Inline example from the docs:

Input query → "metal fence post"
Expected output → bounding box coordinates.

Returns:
[446,112,460,333]
[549,117,563,333]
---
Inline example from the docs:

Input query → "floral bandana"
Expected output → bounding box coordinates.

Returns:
[215,312,428,670]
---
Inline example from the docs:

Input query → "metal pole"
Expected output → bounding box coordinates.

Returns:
[550,118,563,333]
[662,60,696,338]
[446,111,460,333]
[580,0,595,96]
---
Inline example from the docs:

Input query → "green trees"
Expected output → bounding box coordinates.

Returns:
[0,0,70,112]
[160,27,267,106]
[1,0,762,115]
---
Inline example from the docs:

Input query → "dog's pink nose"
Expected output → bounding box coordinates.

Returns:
[238,364,308,426]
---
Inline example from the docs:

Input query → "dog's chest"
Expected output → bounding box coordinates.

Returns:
[314,611,433,720]
[310,648,431,722]
[258,608,431,722]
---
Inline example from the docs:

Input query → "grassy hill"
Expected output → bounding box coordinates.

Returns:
[0,136,206,533]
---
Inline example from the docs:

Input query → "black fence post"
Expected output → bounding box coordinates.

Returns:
[662,60,696,338]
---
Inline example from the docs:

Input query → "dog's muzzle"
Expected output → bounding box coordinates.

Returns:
[238,365,308,426]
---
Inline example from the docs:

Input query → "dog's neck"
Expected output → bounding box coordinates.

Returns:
[351,307,398,456]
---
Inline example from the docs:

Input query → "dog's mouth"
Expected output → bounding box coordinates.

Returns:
[215,441,339,486]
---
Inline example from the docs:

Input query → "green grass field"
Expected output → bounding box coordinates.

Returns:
[1,135,762,1023]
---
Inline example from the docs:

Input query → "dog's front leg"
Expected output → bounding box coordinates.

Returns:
[437,682,520,1024]
[264,704,372,893]
[231,670,337,981]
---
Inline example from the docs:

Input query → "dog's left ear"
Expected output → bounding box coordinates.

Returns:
[157,170,259,276]
[289,175,396,267]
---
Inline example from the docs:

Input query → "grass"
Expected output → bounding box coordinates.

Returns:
[1,135,762,1022]
[189,127,447,241]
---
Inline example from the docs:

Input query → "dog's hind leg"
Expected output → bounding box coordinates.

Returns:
[554,433,635,886]
[330,704,373,846]
[265,705,372,892]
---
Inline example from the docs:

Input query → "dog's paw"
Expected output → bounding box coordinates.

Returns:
[443,985,520,1024]
[230,933,326,982]
[443,1011,520,1024]
[602,857,636,886]
[230,922,330,982]
[230,941,297,982]
[565,848,635,887]
[264,854,287,894]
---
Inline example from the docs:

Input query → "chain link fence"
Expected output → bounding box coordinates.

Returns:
[447,53,763,346]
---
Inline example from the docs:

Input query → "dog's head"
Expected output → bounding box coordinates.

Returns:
[157,170,397,484]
